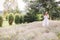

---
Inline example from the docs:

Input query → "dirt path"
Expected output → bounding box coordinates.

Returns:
[0,20,60,40]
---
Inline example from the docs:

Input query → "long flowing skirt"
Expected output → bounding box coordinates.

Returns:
[42,19,49,27]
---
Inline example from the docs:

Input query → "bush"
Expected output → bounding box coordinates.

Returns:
[24,13,36,23]
[24,13,43,23]
[15,15,20,24]
[57,32,60,39]
[8,14,14,25]
[19,16,23,23]
[36,14,43,21]
[6,15,9,21]
[0,16,3,27]
[24,14,31,23]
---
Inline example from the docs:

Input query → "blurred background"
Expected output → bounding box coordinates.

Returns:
[0,0,60,26]
[0,0,60,40]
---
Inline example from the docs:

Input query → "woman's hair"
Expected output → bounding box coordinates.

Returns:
[44,11,48,15]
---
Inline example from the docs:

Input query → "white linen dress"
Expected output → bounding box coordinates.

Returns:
[42,15,49,27]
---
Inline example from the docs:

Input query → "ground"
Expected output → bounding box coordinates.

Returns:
[0,20,60,40]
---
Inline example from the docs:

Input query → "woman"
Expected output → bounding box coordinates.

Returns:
[42,12,49,27]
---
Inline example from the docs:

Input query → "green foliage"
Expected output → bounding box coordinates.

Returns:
[24,14,29,23]
[25,0,60,20]
[24,13,38,23]
[24,13,44,23]
[15,15,20,24]
[8,14,14,25]
[19,16,22,23]
[36,14,43,21]
[6,15,9,21]
[0,16,3,27]
[15,14,26,24]
[20,15,25,23]
[51,12,59,20]
[57,32,60,39]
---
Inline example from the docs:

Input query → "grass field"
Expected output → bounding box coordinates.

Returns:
[0,20,60,40]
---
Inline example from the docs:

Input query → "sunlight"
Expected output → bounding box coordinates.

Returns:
[0,0,26,11]
[0,0,59,11]
[0,0,5,11]
[17,0,26,11]
[55,0,60,2]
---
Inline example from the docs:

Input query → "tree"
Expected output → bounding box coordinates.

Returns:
[24,0,59,20]
[3,0,18,14]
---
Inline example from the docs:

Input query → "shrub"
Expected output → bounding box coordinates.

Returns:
[6,15,9,21]
[24,15,30,23]
[8,14,14,25]
[0,16,3,27]
[19,16,23,23]
[24,13,34,23]
[57,32,60,39]
[15,15,20,24]
[36,14,43,21]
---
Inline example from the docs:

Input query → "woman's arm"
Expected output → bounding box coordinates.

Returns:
[47,15,49,19]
